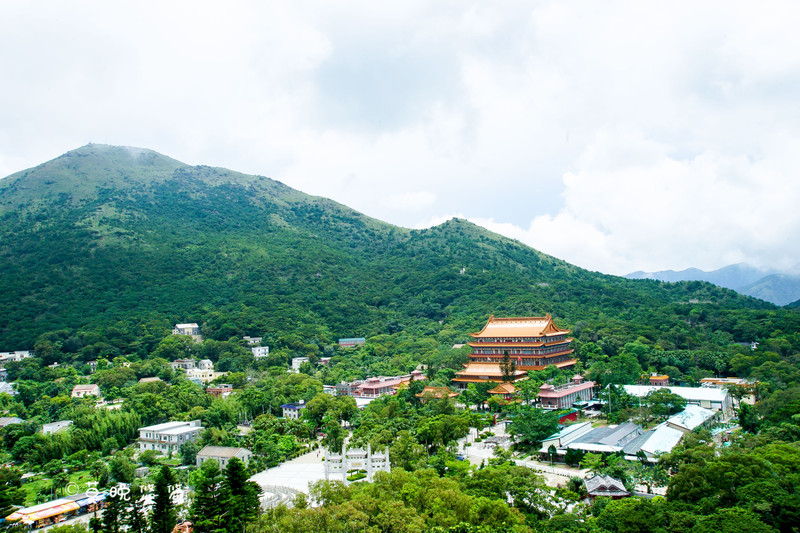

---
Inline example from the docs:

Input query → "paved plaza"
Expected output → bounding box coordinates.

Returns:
[249,449,328,507]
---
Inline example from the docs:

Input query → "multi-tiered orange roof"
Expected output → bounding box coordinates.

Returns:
[469,314,569,341]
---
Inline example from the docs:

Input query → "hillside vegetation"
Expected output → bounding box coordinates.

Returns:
[0,145,780,354]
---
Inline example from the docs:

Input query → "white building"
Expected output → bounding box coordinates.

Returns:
[196,446,252,468]
[281,401,307,420]
[170,359,196,371]
[0,351,31,363]
[622,385,733,417]
[243,336,262,346]
[290,357,309,373]
[71,384,101,398]
[186,368,222,384]
[251,346,270,358]
[198,359,214,370]
[172,323,203,342]
[138,420,203,454]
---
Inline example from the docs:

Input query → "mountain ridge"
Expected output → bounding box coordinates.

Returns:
[0,145,774,351]
[626,263,800,306]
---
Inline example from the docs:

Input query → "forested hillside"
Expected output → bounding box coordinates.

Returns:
[0,144,781,357]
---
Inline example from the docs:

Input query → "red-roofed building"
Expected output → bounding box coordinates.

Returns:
[538,375,595,410]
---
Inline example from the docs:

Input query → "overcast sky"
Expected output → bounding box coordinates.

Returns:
[2,1,799,276]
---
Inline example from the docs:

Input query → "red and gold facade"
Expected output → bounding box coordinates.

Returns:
[467,314,576,371]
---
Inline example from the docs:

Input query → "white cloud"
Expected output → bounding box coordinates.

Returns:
[1,1,800,275]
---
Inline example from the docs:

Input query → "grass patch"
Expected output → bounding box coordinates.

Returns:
[22,470,96,506]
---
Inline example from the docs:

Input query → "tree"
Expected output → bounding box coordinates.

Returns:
[0,467,25,519]
[189,460,226,533]
[51,471,70,497]
[102,484,124,533]
[646,388,687,419]
[124,483,149,533]
[180,441,200,466]
[223,458,262,533]
[500,351,516,383]
[150,466,177,533]
[508,406,558,450]
[580,453,604,475]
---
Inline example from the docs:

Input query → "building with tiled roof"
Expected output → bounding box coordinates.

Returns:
[71,384,101,398]
[649,374,669,386]
[416,386,459,401]
[452,362,527,389]
[538,375,595,410]
[467,314,576,371]
[584,475,630,501]
[196,445,252,468]
[487,382,519,401]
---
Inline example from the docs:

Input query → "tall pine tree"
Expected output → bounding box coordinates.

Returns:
[150,466,177,533]
[223,458,262,533]
[189,460,226,533]
[125,482,149,533]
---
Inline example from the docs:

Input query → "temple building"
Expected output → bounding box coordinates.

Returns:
[453,314,576,388]
[467,314,575,370]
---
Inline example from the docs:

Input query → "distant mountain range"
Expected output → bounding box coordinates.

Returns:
[626,263,800,307]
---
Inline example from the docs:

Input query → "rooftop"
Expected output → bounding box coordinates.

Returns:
[471,314,569,339]
[667,405,716,431]
[454,362,528,378]
[622,385,729,402]
[197,445,250,458]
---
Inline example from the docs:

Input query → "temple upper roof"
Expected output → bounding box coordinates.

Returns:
[470,314,569,339]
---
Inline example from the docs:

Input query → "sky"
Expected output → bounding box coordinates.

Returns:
[1,0,799,276]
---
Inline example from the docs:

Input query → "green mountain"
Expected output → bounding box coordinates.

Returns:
[0,144,780,356]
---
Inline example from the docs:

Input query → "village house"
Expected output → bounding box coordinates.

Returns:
[251,346,270,358]
[138,420,203,454]
[290,357,309,373]
[196,445,252,468]
[186,367,222,384]
[172,323,203,342]
[338,337,366,348]
[207,384,233,398]
[281,401,307,420]
[170,359,196,371]
[0,416,23,427]
[0,351,32,363]
[242,336,262,345]
[71,384,101,398]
